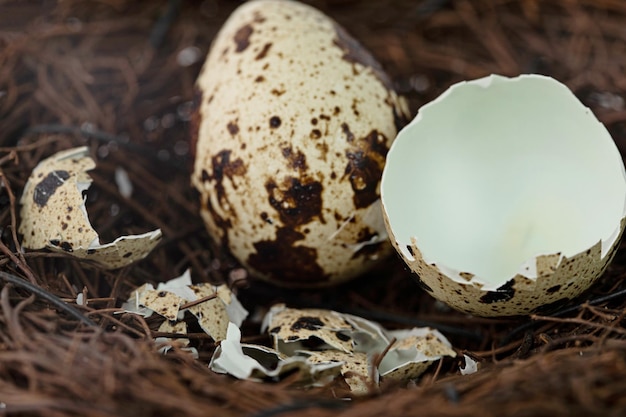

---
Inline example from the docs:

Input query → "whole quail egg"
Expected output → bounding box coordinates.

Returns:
[191,0,409,286]
[381,74,626,316]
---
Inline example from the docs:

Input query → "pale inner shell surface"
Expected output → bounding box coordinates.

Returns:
[192,0,409,286]
[382,74,626,316]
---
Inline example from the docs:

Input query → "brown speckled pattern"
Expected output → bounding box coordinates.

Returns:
[20,147,97,250]
[19,147,162,269]
[139,288,184,322]
[383,210,626,317]
[191,0,410,286]
[306,350,372,395]
[187,284,230,342]
[268,306,355,353]
[382,332,456,380]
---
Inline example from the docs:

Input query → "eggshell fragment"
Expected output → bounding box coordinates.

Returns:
[342,313,389,354]
[263,304,354,355]
[140,289,184,322]
[460,354,479,376]
[305,350,374,395]
[121,269,248,342]
[209,323,342,382]
[379,328,456,380]
[19,147,162,269]
[381,74,626,316]
[187,284,231,342]
[191,0,410,287]
[155,320,193,356]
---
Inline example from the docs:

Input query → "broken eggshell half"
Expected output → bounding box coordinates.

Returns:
[19,147,162,269]
[381,74,626,316]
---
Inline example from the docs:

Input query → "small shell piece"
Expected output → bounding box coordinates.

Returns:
[19,147,162,269]
[263,304,354,354]
[381,74,626,316]
[187,284,231,342]
[121,269,248,342]
[305,350,374,395]
[460,354,479,375]
[379,328,456,380]
[155,320,196,357]
[139,288,184,321]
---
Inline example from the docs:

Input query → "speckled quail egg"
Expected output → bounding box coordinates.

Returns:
[191,0,409,286]
[381,74,626,316]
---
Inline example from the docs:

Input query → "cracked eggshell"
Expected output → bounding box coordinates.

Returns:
[381,74,626,316]
[187,284,231,342]
[191,0,410,287]
[122,269,248,342]
[155,320,192,355]
[140,289,184,322]
[210,322,342,382]
[379,328,456,380]
[19,147,162,269]
[305,350,374,395]
[264,304,355,355]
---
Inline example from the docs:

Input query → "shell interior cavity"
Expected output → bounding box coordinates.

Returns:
[381,74,626,315]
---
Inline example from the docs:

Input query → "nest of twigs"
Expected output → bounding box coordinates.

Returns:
[2,0,626,415]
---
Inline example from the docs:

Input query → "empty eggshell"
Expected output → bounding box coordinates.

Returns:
[19,147,162,269]
[381,74,626,316]
[191,0,409,286]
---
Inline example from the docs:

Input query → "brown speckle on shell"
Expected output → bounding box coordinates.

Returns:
[209,150,247,193]
[479,279,516,304]
[386,221,626,317]
[344,130,389,209]
[233,24,253,52]
[247,227,329,284]
[265,176,323,226]
[546,284,562,294]
[290,316,324,332]
[33,170,70,207]
[255,42,272,60]
[269,115,281,128]
[309,129,322,139]
[341,122,355,142]
[227,121,239,136]
[266,306,354,352]
[281,146,308,171]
